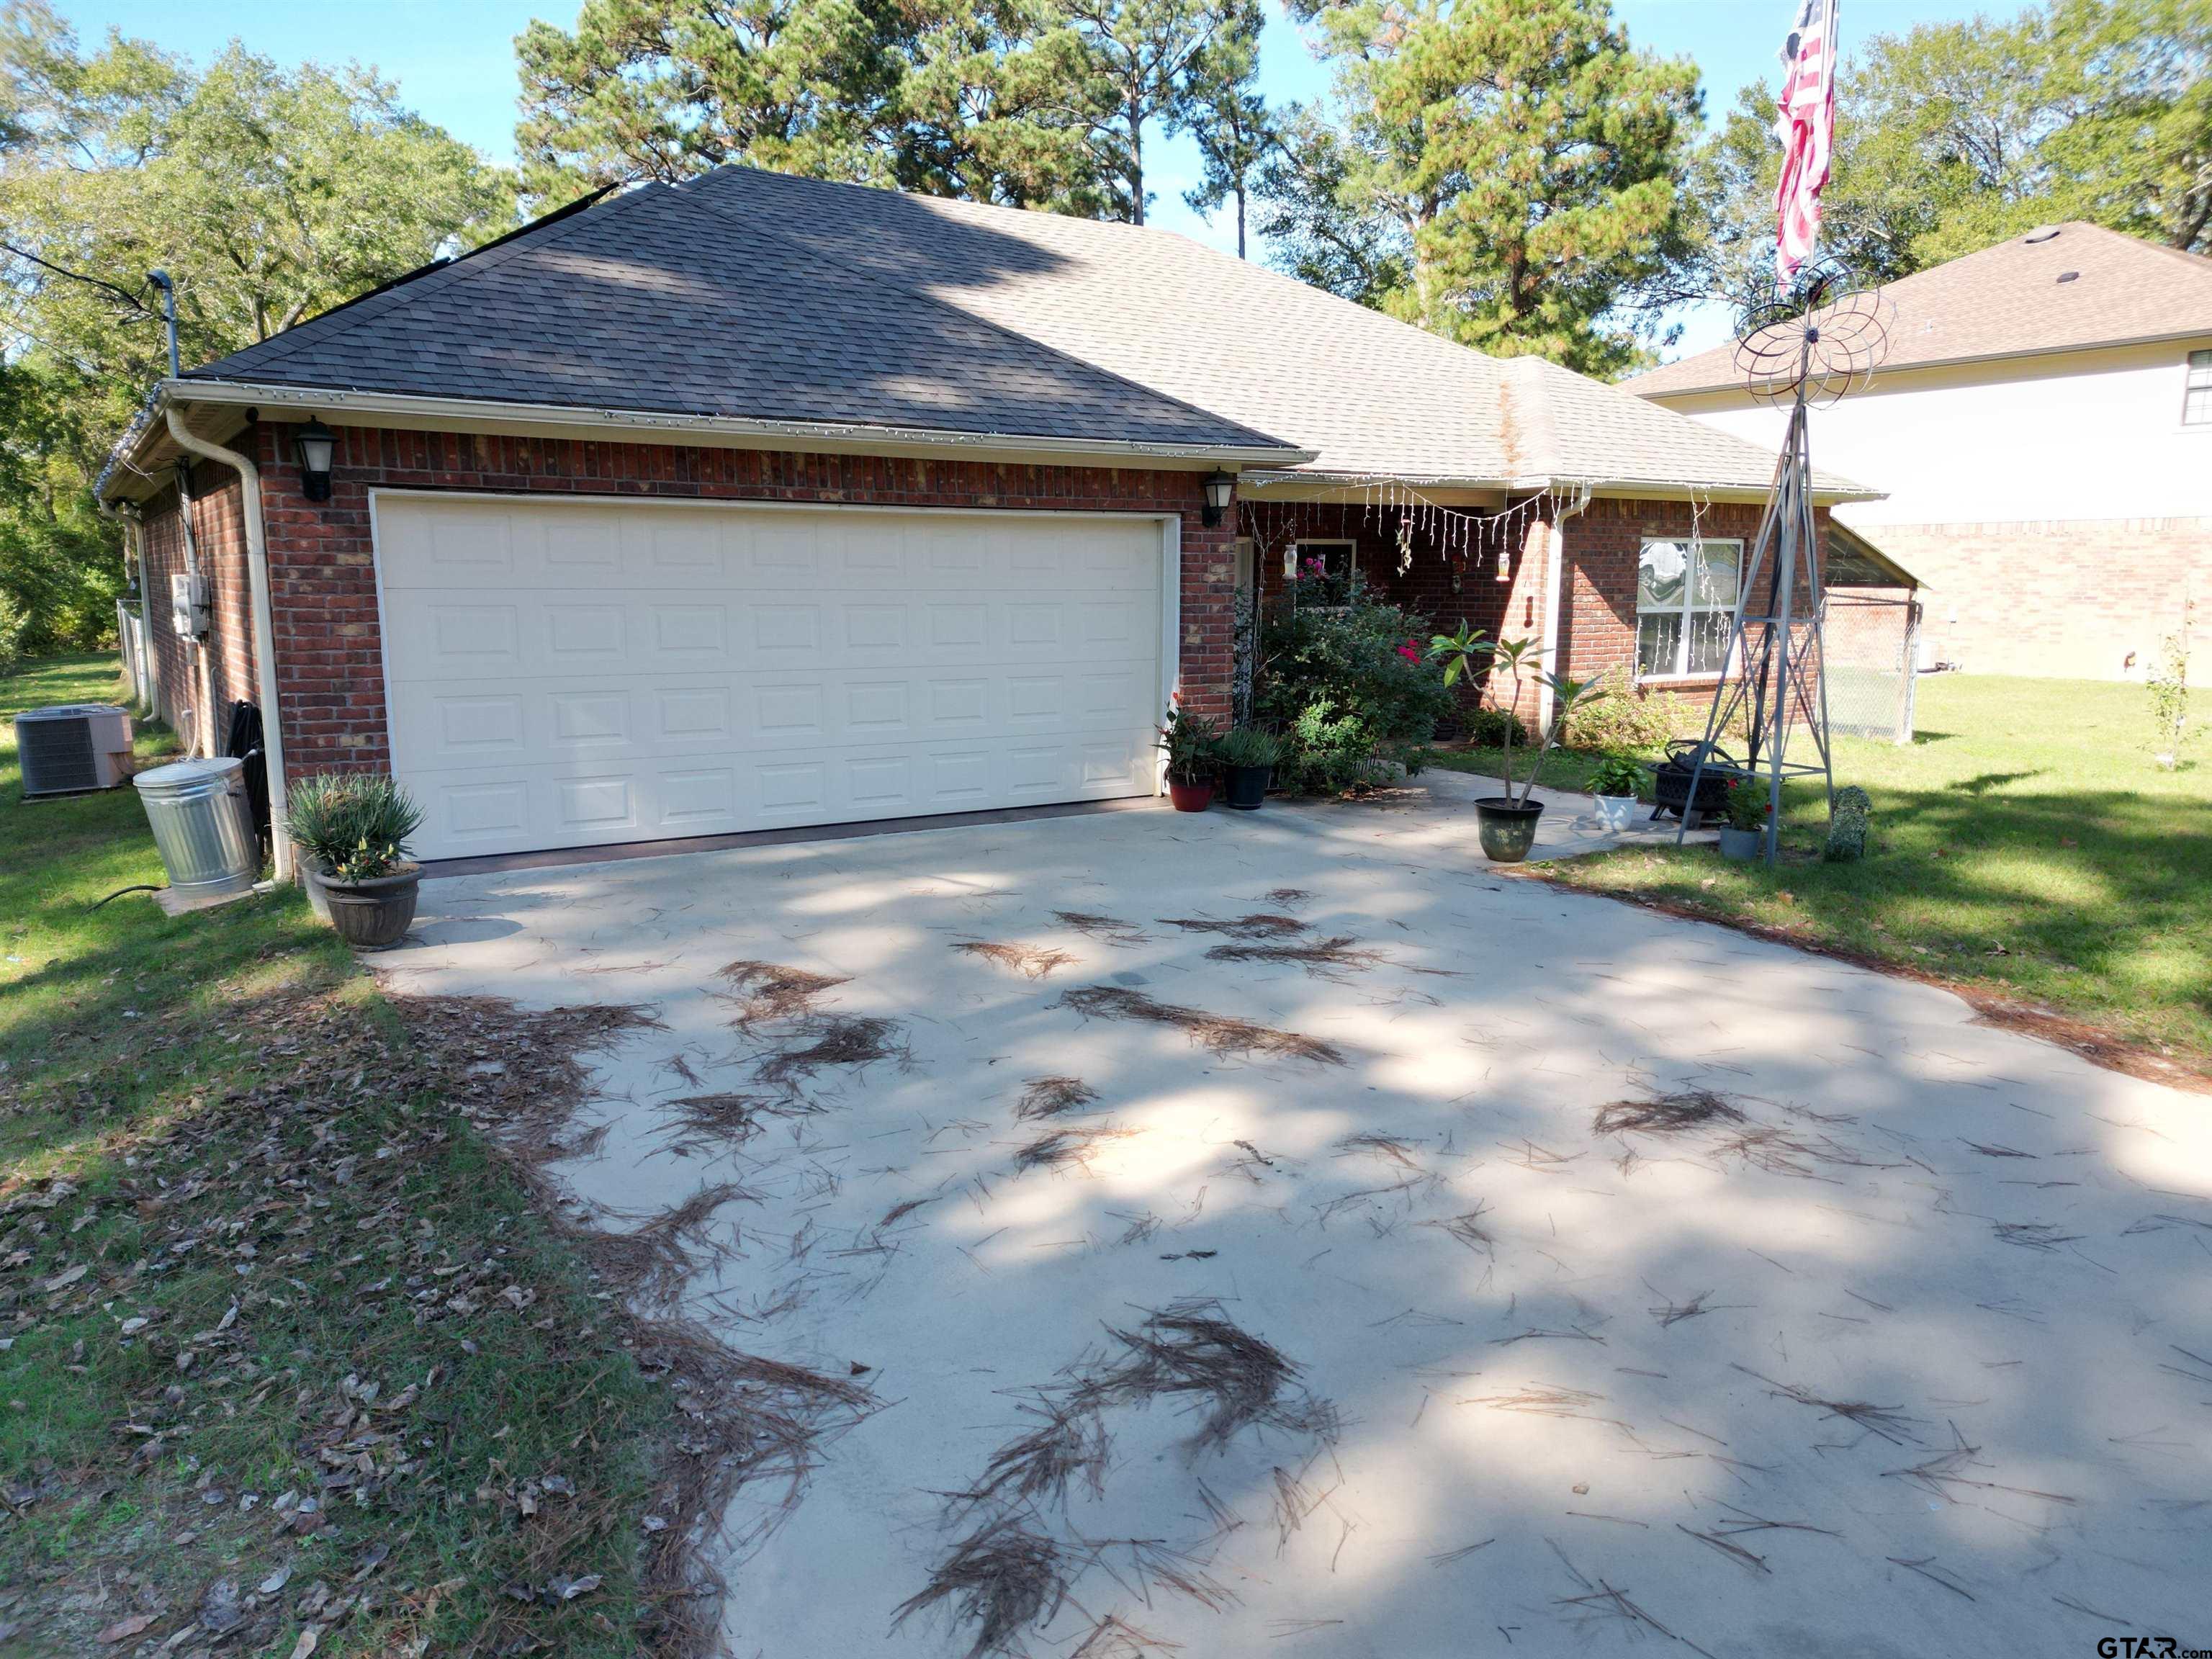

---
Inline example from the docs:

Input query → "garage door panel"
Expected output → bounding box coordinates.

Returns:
[379,497,1164,859]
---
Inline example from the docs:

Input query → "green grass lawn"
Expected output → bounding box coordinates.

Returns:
[1438,675,2211,1070]
[1,657,687,1655]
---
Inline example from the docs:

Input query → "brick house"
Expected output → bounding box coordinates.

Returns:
[1628,222,2212,682]
[99,166,1867,867]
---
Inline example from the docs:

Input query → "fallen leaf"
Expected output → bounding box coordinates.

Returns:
[549,1573,603,1601]
[288,1629,321,1659]
[97,1613,156,1643]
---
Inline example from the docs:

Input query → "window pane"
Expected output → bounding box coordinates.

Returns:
[1686,609,1735,673]
[1638,541,1687,611]
[1691,541,1740,608]
[1637,612,1682,676]
[2188,385,2212,426]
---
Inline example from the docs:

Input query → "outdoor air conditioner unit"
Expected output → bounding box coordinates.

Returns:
[15,703,135,799]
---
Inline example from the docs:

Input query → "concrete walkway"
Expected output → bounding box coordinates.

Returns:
[377,785,2208,1659]
[1414,767,1712,861]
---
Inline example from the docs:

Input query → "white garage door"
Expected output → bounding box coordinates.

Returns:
[373,493,1168,860]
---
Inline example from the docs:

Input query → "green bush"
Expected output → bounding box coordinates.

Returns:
[1461,705,1527,747]
[0,593,24,681]
[285,773,424,881]
[1824,784,1871,860]
[1563,667,1702,754]
[1256,595,1452,793]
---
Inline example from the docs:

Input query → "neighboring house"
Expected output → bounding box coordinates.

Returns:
[99,167,1866,865]
[1627,222,2212,681]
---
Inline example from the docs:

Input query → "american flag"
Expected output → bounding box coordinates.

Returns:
[1773,0,1840,291]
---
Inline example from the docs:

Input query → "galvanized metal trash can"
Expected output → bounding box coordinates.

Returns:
[132,756,260,900]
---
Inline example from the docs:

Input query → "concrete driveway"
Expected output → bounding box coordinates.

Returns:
[378,790,2211,1658]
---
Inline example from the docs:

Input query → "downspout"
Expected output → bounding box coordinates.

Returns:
[165,406,292,882]
[1534,487,1588,735]
[172,459,217,758]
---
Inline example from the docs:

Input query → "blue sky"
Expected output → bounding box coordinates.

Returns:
[58,0,2000,358]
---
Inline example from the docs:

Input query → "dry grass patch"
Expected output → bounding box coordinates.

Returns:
[956,940,1079,980]
[1015,1076,1101,1120]
[1058,986,1344,1066]
[718,960,849,1029]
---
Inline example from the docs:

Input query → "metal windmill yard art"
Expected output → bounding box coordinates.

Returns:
[1676,266,1894,862]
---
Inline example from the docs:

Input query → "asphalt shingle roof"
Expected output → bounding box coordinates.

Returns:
[1626,222,2212,400]
[189,166,1851,495]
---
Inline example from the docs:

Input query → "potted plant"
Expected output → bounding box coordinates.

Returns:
[1587,753,1645,832]
[285,773,426,949]
[1218,726,1283,809]
[1156,707,1223,811]
[1717,777,1768,861]
[1426,628,1610,862]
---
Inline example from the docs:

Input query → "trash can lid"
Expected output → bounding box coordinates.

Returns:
[132,755,244,794]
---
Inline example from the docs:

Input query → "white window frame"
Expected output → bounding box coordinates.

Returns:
[2183,348,2212,427]
[1635,535,1744,682]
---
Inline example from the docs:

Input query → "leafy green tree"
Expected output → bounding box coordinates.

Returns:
[1058,0,1247,223]
[1179,0,1270,254]
[0,1,511,650]
[1260,0,1699,374]
[513,0,913,198]
[892,0,1117,211]
[1693,0,2211,300]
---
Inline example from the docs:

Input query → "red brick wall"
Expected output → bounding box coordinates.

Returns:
[135,459,254,755]
[1864,517,2211,680]
[1556,498,1833,690]
[243,422,1232,778]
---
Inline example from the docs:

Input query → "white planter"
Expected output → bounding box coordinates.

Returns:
[1591,793,1638,832]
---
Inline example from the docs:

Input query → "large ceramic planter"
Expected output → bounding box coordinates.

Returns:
[314,862,421,950]
[1167,778,1215,813]
[1717,826,1763,861]
[1223,764,1272,811]
[1474,796,1544,863]
[1591,793,1638,833]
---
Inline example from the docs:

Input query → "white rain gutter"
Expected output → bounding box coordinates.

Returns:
[149,379,1317,471]
[164,408,292,881]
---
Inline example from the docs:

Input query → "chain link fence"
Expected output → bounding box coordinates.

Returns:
[1822,591,1921,744]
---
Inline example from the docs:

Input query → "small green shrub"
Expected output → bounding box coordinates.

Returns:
[1277,697,1397,794]
[1461,705,1527,747]
[1257,595,1452,793]
[1721,776,1768,832]
[1218,726,1285,768]
[286,773,424,881]
[1588,754,1646,799]
[1563,667,1701,753]
[0,594,24,680]
[1824,784,1871,860]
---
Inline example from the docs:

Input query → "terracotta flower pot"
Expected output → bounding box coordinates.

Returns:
[1167,778,1215,812]
[1474,796,1544,862]
[314,862,421,949]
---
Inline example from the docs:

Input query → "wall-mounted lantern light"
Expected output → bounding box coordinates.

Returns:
[1200,469,1235,529]
[294,418,336,503]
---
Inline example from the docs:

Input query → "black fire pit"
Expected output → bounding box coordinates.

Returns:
[1648,739,1745,827]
